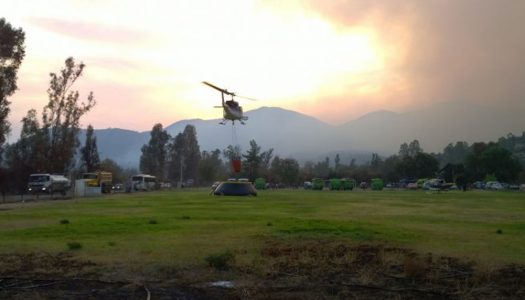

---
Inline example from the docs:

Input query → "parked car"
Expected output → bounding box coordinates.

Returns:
[485,181,504,190]
[303,181,313,189]
[472,181,485,189]
[520,184,525,191]
[407,182,418,190]
[508,184,520,190]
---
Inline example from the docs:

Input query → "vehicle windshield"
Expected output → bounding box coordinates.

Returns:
[29,175,50,183]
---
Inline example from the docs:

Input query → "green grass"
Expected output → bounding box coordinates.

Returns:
[0,189,524,269]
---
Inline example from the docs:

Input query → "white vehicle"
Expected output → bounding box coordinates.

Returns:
[131,174,157,191]
[28,173,71,195]
[485,181,504,190]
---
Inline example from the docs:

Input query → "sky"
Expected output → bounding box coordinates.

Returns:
[3,0,525,140]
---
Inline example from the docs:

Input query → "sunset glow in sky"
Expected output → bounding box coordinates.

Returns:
[3,0,525,138]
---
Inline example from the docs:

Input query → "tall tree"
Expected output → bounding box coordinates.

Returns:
[198,149,224,184]
[440,141,470,166]
[370,153,382,170]
[0,18,25,153]
[243,140,262,181]
[43,57,95,173]
[277,158,300,186]
[167,125,201,184]
[466,143,522,182]
[140,123,170,179]
[334,154,341,171]
[181,125,201,182]
[80,124,100,172]
[3,109,47,193]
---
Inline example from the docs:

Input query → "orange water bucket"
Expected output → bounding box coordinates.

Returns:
[231,159,242,173]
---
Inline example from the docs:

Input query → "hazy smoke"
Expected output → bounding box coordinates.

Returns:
[308,0,525,108]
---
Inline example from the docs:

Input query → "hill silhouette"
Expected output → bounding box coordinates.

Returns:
[91,103,525,168]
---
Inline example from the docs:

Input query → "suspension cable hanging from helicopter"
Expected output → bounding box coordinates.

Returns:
[231,122,238,147]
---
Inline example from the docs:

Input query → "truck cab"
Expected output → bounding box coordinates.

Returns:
[28,173,71,195]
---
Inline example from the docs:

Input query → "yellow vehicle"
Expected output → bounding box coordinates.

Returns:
[82,171,112,193]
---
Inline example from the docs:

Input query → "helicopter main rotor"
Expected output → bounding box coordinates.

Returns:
[202,81,257,101]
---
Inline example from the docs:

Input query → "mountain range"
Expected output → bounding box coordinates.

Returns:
[91,101,525,168]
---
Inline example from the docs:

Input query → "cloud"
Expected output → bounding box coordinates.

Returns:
[28,17,154,45]
[307,0,525,107]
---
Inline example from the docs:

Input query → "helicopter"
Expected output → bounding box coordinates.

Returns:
[202,81,256,125]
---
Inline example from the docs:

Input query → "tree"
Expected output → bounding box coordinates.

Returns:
[43,57,95,174]
[440,141,470,166]
[167,125,201,184]
[198,149,224,184]
[312,157,331,178]
[80,125,100,172]
[370,153,382,170]
[98,158,129,184]
[140,123,170,179]
[478,144,521,182]
[396,152,438,179]
[334,154,341,171]
[277,158,300,186]
[223,144,242,161]
[3,109,47,193]
[181,125,201,182]
[243,140,262,181]
[408,140,422,157]
[259,148,274,178]
[0,18,25,153]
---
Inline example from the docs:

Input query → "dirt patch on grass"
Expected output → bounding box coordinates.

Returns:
[235,240,525,299]
[1,243,525,299]
[0,252,231,299]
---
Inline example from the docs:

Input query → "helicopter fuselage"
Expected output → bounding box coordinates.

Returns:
[223,100,247,122]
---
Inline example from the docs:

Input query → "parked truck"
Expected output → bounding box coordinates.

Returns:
[82,171,113,193]
[28,173,71,195]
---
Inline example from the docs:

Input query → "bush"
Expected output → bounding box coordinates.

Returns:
[67,242,82,250]
[205,250,235,270]
[59,219,70,224]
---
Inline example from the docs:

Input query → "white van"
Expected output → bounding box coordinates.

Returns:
[131,174,157,191]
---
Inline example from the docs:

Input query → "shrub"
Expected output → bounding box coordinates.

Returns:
[205,250,235,270]
[59,219,70,224]
[67,242,82,250]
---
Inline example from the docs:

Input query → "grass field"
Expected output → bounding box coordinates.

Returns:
[1,189,524,272]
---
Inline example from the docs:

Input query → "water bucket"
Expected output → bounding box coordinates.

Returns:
[231,159,242,173]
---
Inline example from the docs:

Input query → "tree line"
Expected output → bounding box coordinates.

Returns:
[139,123,524,187]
